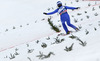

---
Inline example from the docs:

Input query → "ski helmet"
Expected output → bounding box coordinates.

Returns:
[57,1,62,7]
[57,1,62,5]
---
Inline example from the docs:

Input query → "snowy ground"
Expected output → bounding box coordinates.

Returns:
[0,0,100,61]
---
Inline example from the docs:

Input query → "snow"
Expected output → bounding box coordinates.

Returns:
[0,0,100,61]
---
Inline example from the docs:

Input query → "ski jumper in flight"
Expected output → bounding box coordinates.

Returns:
[43,1,79,34]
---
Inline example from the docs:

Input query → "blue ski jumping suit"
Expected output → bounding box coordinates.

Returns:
[46,6,78,33]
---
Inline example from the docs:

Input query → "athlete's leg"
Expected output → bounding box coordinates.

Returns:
[62,22,69,33]
[66,16,78,30]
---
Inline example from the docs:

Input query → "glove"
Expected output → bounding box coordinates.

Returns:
[43,12,47,15]
[76,7,80,9]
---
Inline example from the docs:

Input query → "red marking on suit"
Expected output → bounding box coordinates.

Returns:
[60,10,67,15]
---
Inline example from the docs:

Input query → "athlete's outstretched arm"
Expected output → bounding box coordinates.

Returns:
[43,8,59,15]
[65,6,79,10]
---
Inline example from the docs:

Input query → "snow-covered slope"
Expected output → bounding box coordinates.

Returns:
[0,0,100,61]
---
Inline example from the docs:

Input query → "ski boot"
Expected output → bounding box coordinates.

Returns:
[66,31,71,34]
[58,31,71,36]
[75,28,79,32]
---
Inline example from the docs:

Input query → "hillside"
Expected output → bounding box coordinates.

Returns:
[0,0,100,61]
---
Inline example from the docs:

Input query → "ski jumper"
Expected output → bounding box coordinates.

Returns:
[47,6,78,33]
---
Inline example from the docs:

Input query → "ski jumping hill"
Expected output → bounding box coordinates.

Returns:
[0,0,100,61]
